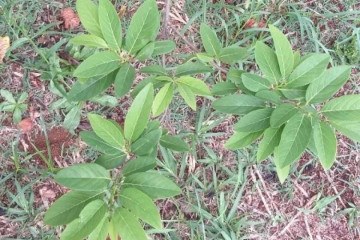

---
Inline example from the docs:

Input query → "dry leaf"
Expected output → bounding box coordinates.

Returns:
[0,36,10,64]
[118,5,127,19]
[18,118,33,134]
[60,8,80,30]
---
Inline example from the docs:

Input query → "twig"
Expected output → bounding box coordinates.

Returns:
[304,215,314,240]
[163,0,171,38]
[250,167,273,216]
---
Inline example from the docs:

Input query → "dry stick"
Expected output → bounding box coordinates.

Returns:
[250,167,273,216]
[324,171,346,208]
[304,215,314,240]
[162,0,171,66]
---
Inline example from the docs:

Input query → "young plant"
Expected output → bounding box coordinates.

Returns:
[44,84,183,240]
[213,25,359,182]
[0,89,27,123]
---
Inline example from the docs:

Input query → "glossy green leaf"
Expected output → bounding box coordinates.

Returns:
[131,128,162,156]
[287,53,330,87]
[115,63,136,97]
[211,82,237,96]
[213,94,265,115]
[88,114,125,149]
[255,41,281,83]
[313,121,337,170]
[99,0,122,51]
[80,131,124,155]
[55,164,110,191]
[257,127,283,161]
[124,83,154,142]
[95,154,126,170]
[123,172,181,199]
[235,108,273,132]
[120,188,162,229]
[71,34,108,48]
[275,113,312,168]
[125,0,160,54]
[321,95,360,121]
[178,83,197,110]
[225,131,263,150]
[274,161,290,184]
[152,83,174,116]
[152,40,176,56]
[160,135,189,152]
[74,51,120,79]
[88,215,109,240]
[44,191,103,226]
[176,76,211,96]
[270,104,299,128]
[140,65,167,75]
[175,61,212,77]
[269,25,294,79]
[122,157,157,176]
[200,23,222,56]
[113,207,147,240]
[306,66,352,104]
[242,73,271,92]
[136,42,155,60]
[76,0,102,37]
[60,200,107,240]
[330,121,360,143]
[218,46,247,64]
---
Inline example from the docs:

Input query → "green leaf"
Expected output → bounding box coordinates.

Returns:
[68,72,116,101]
[257,127,283,161]
[74,51,120,79]
[98,0,122,51]
[287,53,330,87]
[152,40,175,56]
[313,121,337,170]
[124,83,154,142]
[136,42,155,60]
[55,163,110,191]
[113,207,148,240]
[293,50,301,67]
[270,103,299,128]
[76,0,102,37]
[274,162,290,184]
[60,200,107,240]
[122,157,157,176]
[213,94,265,115]
[211,82,237,96]
[280,87,306,100]
[275,113,312,168]
[235,108,273,132]
[63,106,81,132]
[242,73,271,92]
[0,89,15,103]
[44,191,103,226]
[255,41,281,83]
[306,66,352,104]
[200,23,222,56]
[218,46,247,64]
[88,113,125,149]
[71,34,108,48]
[125,0,160,54]
[255,90,282,104]
[176,76,211,96]
[330,121,360,143]
[321,95,360,121]
[175,61,212,77]
[225,131,263,150]
[140,65,167,75]
[160,135,189,152]
[152,83,174,116]
[120,188,162,229]
[88,215,109,240]
[269,25,294,79]
[131,128,162,156]
[80,131,124,155]
[115,63,136,97]
[95,154,126,170]
[123,172,181,199]
[178,83,197,110]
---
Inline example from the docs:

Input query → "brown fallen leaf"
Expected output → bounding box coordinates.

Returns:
[18,118,33,134]
[60,8,80,30]
[0,36,10,64]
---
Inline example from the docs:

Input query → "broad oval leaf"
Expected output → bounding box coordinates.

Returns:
[160,135,189,152]
[131,128,162,156]
[274,160,290,184]
[120,188,162,229]
[55,163,110,191]
[136,42,155,61]
[313,121,337,170]
[76,0,102,37]
[287,53,330,87]
[255,41,281,83]
[88,215,109,240]
[211,82,237,96]
[280,87,306,100]
[330,121,360,143]
[99,0,122,51]
[321,95,360,122]
[152,40,176,56]
[257,127,283,161]
[140,65,167,75]
[218,46,247,64]
[234,108,273,132]
[73,51,120,79]
[213,94,266,115]
[123,172,181,199]
[71,34,108,48]
[152,83,174,116]
[255,90,282,104]
[270,103,299,128]
[125,0,160,54]
[95,154,126,170]
[44,191,103,226]
[178,83,197,110]
[122,157,157,176]
[113,207,148,240]
[306,66,352,104]
[80,131,124,155]
[269,25,294,79]
[176,76,211,96]
[175,61,212,77]
[124,83,154,142]
[275,113,312,168]
[200,23,222,57]
[242,73,271,92]
[225,131,263,150]
[115,63,136,97]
